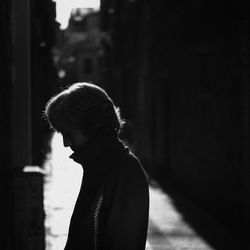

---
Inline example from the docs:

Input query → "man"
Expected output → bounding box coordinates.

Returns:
[44,82,149,250]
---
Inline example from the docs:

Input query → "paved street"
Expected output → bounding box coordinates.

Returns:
[146,186,213,250]
[44,133,248,250]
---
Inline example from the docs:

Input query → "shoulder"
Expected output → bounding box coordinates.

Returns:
[115,146,146,175]
[107,147,148,191]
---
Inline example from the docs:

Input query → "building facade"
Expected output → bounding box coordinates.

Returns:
[0,0,58,249]
[100,0,249,240]
[55,8,104,87]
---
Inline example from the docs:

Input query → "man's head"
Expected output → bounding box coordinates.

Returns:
[44,82,124,150]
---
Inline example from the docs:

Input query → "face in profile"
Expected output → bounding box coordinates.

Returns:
[60,127,89,152]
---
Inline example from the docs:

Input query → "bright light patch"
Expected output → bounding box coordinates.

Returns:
[58,69,66,78]
[53,0,100,29]
[44,133,83,250]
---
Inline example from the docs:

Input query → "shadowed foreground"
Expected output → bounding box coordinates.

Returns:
[44,133,248,250]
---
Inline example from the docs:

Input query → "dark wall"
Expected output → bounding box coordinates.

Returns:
[164,4,248,234]
[101,0,249,238]
[30,0,58,166]
[0,1,12,248]
[0,0,58,249]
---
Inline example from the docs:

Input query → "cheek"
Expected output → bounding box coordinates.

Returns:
[61,133,72,147]
[75,133,88,146]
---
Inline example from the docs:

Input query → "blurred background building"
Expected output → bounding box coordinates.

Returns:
[54,8,104,86]
[0,0,248,249]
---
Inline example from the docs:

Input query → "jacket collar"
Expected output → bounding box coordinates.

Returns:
[69,134,126,173]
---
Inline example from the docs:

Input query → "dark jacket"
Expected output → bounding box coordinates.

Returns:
[64,135,149,250]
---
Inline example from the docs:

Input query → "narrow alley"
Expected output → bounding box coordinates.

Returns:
[0,1,248,249]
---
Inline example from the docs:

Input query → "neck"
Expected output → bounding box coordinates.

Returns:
[69,133,120,169]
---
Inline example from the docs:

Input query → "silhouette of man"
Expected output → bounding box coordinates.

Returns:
[44,82,149,250]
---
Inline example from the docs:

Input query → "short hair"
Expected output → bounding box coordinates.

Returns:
[44,82,124,137]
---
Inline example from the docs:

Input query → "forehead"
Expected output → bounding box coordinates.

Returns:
[49,106,72,133]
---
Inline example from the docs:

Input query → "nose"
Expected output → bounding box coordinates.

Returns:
[63,135,71,147]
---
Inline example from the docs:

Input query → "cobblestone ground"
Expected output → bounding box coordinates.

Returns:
[146,186,213,250]
[44,133,214,250]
